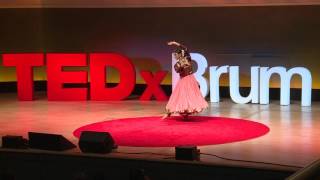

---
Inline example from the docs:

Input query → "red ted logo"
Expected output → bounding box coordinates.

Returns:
[2,53,168,101]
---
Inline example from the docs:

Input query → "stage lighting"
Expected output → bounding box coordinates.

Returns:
[175,146,200,161]
[28,132,76,151]
[2,135,28,149]
[79,131,117,154]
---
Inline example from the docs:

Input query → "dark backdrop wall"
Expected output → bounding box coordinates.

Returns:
[0,6,320,89]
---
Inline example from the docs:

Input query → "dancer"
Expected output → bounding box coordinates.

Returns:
[163,41,208,120]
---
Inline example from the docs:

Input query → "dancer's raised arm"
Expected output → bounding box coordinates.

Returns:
[167,41,180,46]
[167,41,187,50]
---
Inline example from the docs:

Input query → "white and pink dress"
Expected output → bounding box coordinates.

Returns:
[166,49,208,116]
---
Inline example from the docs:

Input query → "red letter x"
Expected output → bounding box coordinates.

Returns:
[140,71,168,101]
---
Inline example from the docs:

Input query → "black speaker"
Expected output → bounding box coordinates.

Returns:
[175,146,200,161]
[79,131,116,154]
[2,135,28,149]
[28,132,76,151]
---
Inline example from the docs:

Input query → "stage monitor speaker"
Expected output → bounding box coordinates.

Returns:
[79,131,116,154]
[28,132,76,151]
[2,135,28,149]
[175,146,200,161]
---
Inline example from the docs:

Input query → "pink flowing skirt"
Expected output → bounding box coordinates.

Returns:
[166,74,208,114]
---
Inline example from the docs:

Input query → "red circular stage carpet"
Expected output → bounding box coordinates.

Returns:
[73,116,269,147]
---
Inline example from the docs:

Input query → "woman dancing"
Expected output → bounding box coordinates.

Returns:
[163,41,208,120]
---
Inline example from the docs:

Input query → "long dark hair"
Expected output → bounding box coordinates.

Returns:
[174,45,191,61]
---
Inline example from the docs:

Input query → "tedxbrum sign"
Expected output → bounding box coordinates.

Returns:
[1,53,312,106]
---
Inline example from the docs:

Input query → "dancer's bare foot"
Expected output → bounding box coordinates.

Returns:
[162,113,171,119]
